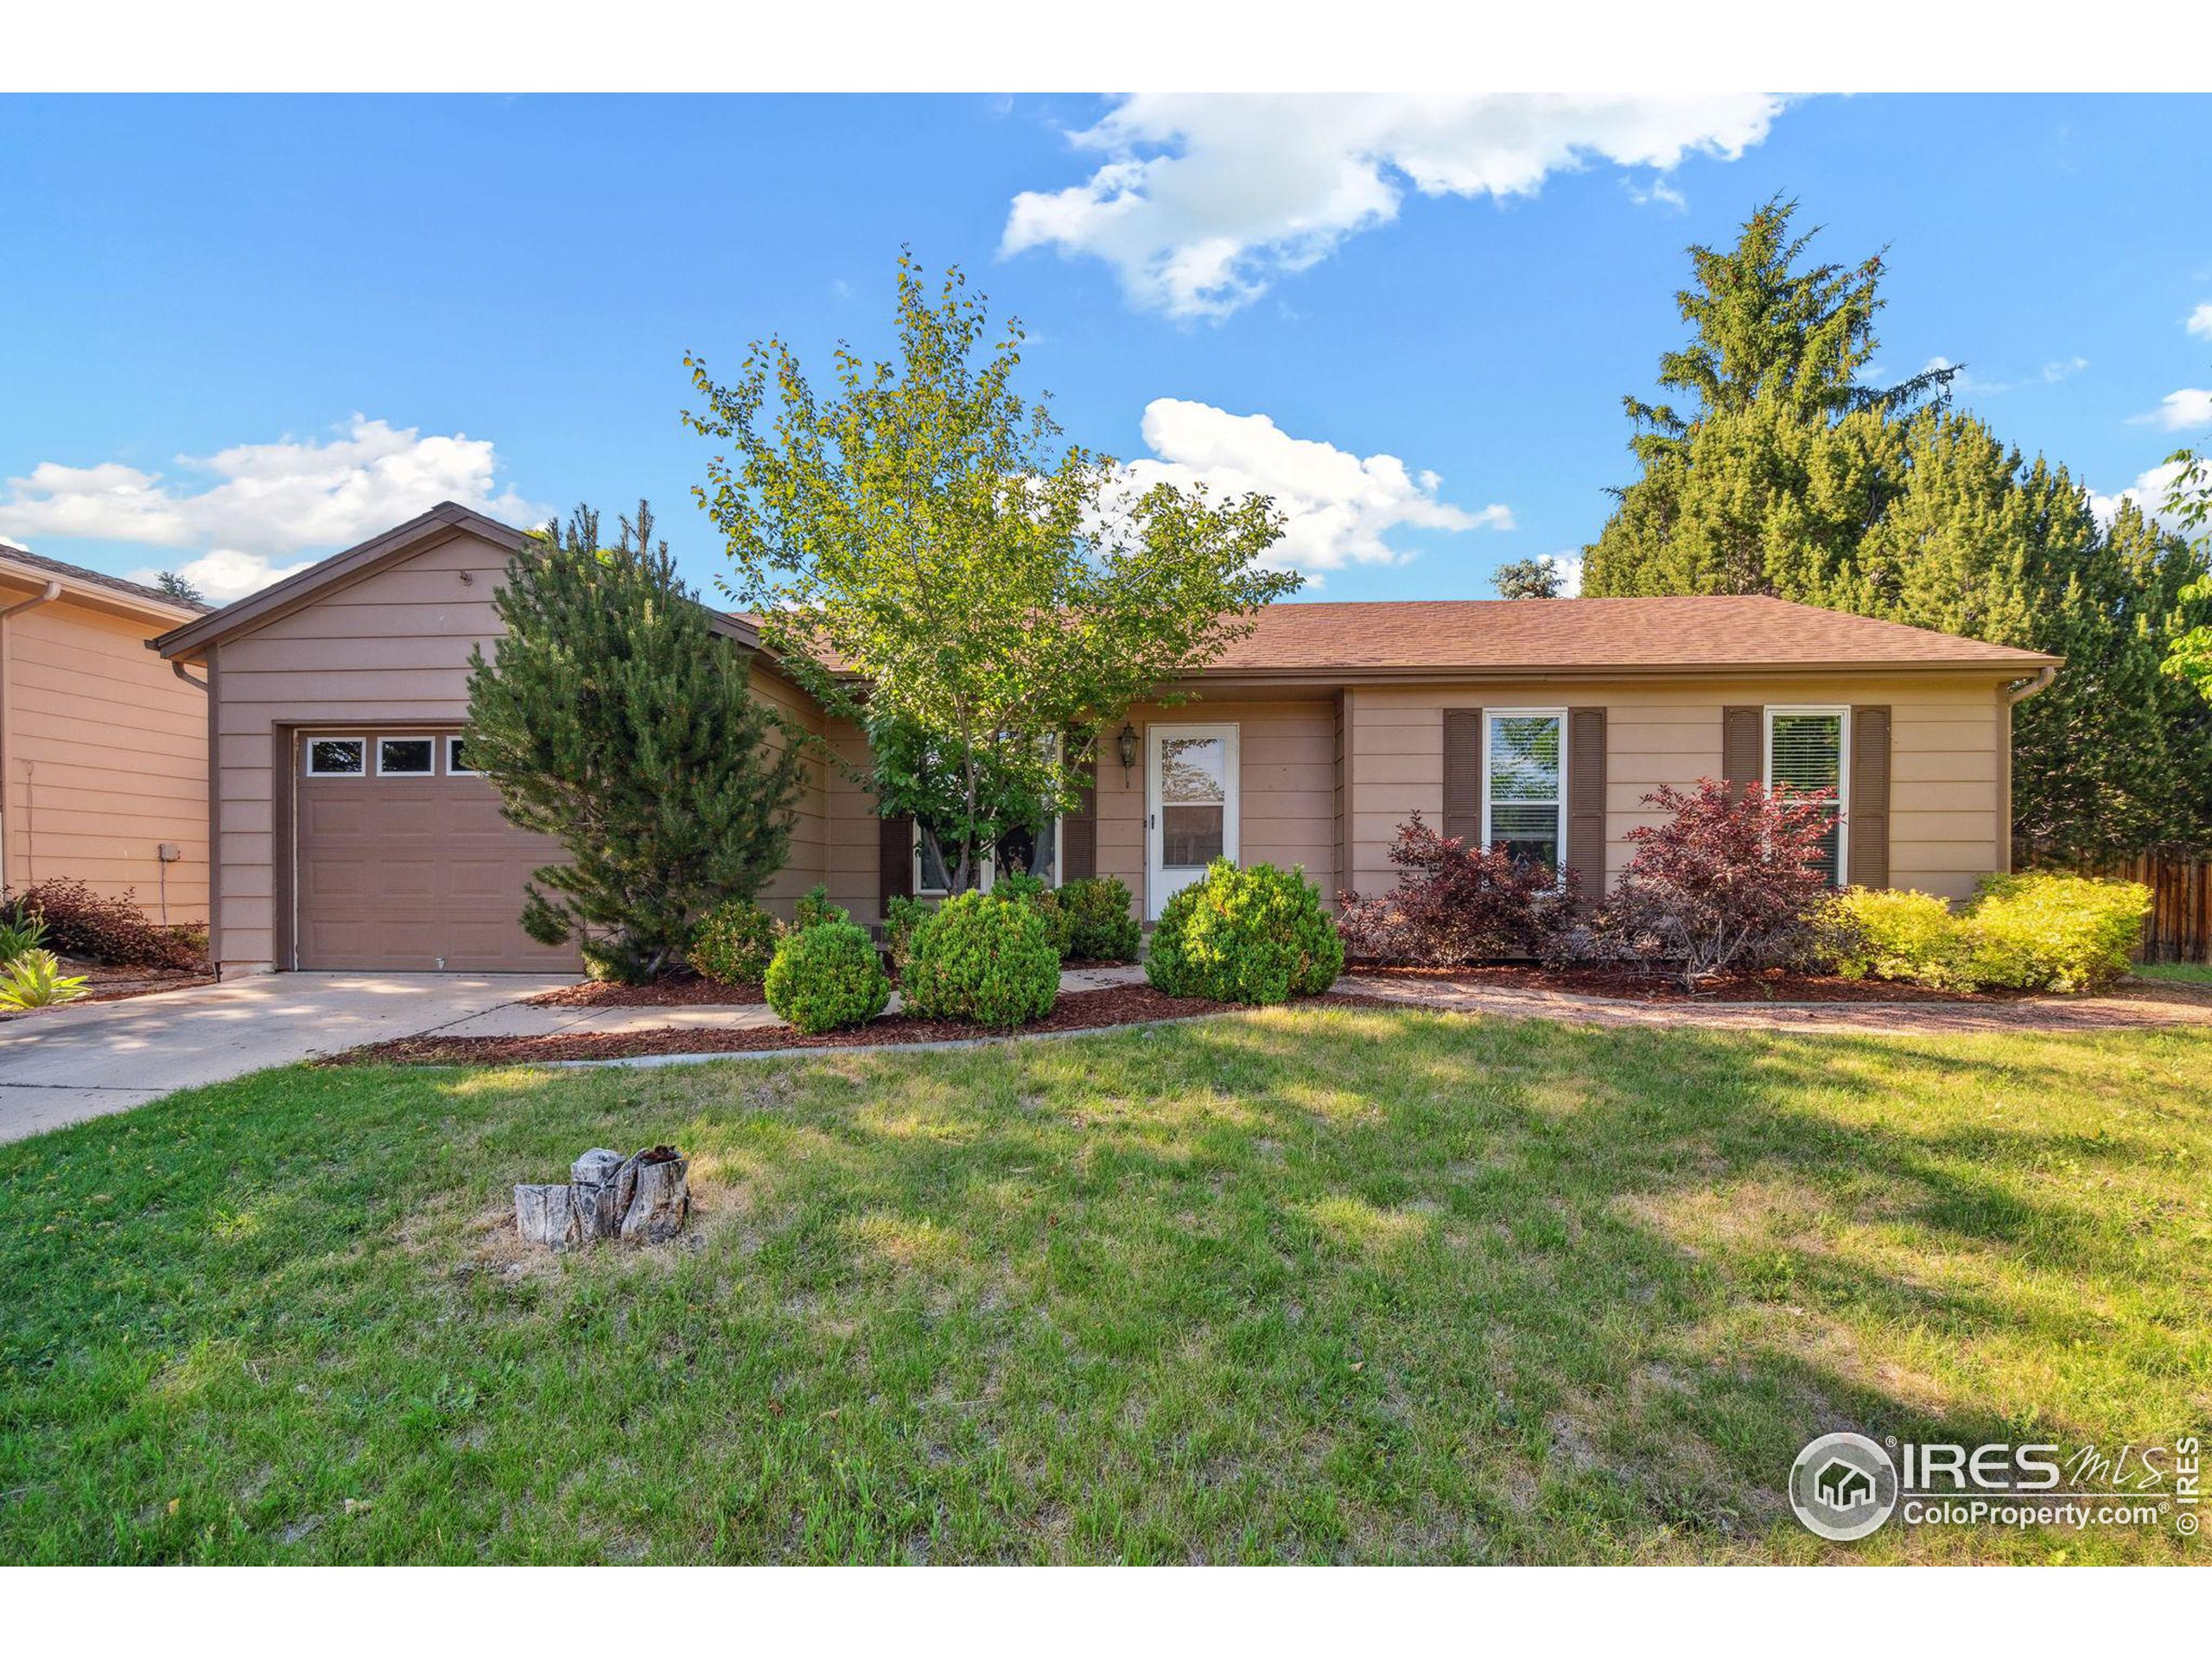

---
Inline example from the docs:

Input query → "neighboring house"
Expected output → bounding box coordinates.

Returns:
[153,503,2059,978]
[0,543,210,923]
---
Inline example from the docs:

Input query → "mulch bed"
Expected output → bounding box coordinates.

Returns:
[327,985,1385,1066]
[1343,962,2032,1004]
[0,958,214,1019]
[524,977,768,1008]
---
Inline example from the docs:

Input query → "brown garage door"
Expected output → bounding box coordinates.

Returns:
[294,730,581,972]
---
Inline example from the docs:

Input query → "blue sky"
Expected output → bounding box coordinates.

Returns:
[3,92,2208,604]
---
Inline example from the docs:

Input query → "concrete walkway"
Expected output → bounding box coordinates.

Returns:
[0,973,575,1143]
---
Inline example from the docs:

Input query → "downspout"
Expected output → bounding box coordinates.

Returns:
[172,660,208,692]
[0,580,64,892]
[1999,666,2058,874]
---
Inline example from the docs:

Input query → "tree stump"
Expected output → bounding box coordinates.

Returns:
[514,1144,689,1250]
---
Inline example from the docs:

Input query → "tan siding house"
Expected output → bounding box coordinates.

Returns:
[0,547,208,923]
[156,504,2057,977]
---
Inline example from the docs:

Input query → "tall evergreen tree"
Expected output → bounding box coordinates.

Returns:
[465,501,809,982]
[1584,200,2212,864]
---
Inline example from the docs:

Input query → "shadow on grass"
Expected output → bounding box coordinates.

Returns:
[1,1004,2206,1564]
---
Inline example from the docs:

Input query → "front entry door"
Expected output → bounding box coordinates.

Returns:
[1145,723,1239,918]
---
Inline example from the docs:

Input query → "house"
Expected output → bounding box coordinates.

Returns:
[152,503,2059,978]
[0,543,210,923]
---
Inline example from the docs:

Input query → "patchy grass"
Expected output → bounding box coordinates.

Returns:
[2136,961,2212,987]
[2,1004,2207,1564]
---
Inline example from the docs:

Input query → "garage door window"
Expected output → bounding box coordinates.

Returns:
[306,737,365,776]
[446,736,480,775]
[378,737,435,776]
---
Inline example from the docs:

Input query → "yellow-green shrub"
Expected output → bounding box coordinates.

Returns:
[1826,874,2150,994]
[1959,872,2151,993]
[1827,887,1973,988]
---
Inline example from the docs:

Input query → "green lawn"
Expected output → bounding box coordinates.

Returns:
[3,1003,2207,1564]
[2137,961,2212,986]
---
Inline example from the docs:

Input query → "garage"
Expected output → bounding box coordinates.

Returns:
[293,729,578,972]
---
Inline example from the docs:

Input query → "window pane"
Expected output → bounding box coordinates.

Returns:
[379,738,434,775]
[1769,714,1841,797]
[1161,804,1224,867]
[1488,715,1560,802]
[917,827,950,893]
[1029,817,1058,887]
[1808,806,1841,886]
[308,739,362,775]
[447,737,479,774]
[1488,803,1560,873]
[1159,736,1225,804]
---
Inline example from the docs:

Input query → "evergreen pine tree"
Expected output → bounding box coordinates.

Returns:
[464,501,809,982]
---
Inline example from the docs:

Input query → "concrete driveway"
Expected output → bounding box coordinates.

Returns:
[0,973,576,1144]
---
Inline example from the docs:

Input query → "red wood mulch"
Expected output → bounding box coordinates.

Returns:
[1342,962,2032,1004]
[327,985,1386,1067]
[524,977,768,1008]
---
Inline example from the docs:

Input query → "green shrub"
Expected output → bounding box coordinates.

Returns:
[1826,887,1973,989]
[0,911,48,967]
[0,948,89,1011]
[3,878,207,971]
[1826,874,2151,994]
[1146,859,1343,1005]
[994,872,1072,958]
[764,920,890,1033]
[882,894,932,972]
[1058,876,1141,963]
[899,891,1060,1027]
[1960,872,2151,993]
[794,884,849,931]
[687,899,783,984]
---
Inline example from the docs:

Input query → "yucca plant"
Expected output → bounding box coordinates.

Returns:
[0,948,89,1011]
[0,909,48,966]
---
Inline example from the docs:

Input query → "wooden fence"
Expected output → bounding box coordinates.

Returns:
[2085,854,2212,963]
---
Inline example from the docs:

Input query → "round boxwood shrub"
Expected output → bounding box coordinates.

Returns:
[900,890,1059,1027]
[994,871,1072,958]
[1146,858,1344,1005]
[764,919,890,1033]
[687,899,783,985]
[1058,875,1141,963]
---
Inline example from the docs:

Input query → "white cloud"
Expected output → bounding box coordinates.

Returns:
[0,417,544,569]
[2187,302,2212,341]
[2088,459,2190,529]
[1545,553,1586,598]
[123,549,320,605]
[1923,353,2088,396]
[1116,397,1509,582]
[2132,388,2212,432]
[1003,94,1783,320]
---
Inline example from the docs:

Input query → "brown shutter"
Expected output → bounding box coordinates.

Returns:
[1062,772,1097,881]
[1442,708,1483,845]
[1721,706,1762,797]
[1567,707,1606,898]
[878,813,913,904]
[1847,705,1891,889]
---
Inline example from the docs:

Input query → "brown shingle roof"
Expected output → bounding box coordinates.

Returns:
[0,543,210,613]
[752,595,2056,680]
[1199,596,2054,675]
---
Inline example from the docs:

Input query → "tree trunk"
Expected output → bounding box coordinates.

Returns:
[515,1145,689,1250]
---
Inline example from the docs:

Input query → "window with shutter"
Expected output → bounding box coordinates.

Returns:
[1482,709,1567,882]
[1764,706,1849,887]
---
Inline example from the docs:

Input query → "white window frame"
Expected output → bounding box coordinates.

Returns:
[1478,708,1568,887]
[303,735,368,778]
[1764,704,1851,889]
[375,734,437,778]
[912,737,1064,896]
[444,735,480,775]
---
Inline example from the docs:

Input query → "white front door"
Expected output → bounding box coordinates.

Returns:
[1145,722,1239,918]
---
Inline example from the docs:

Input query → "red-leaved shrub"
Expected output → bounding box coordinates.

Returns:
[1337,813,1580,963]
[3,879,209,971]
[1571,779,1837,988]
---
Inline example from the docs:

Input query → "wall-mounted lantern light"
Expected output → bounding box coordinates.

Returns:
[1116,721,1139,784]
